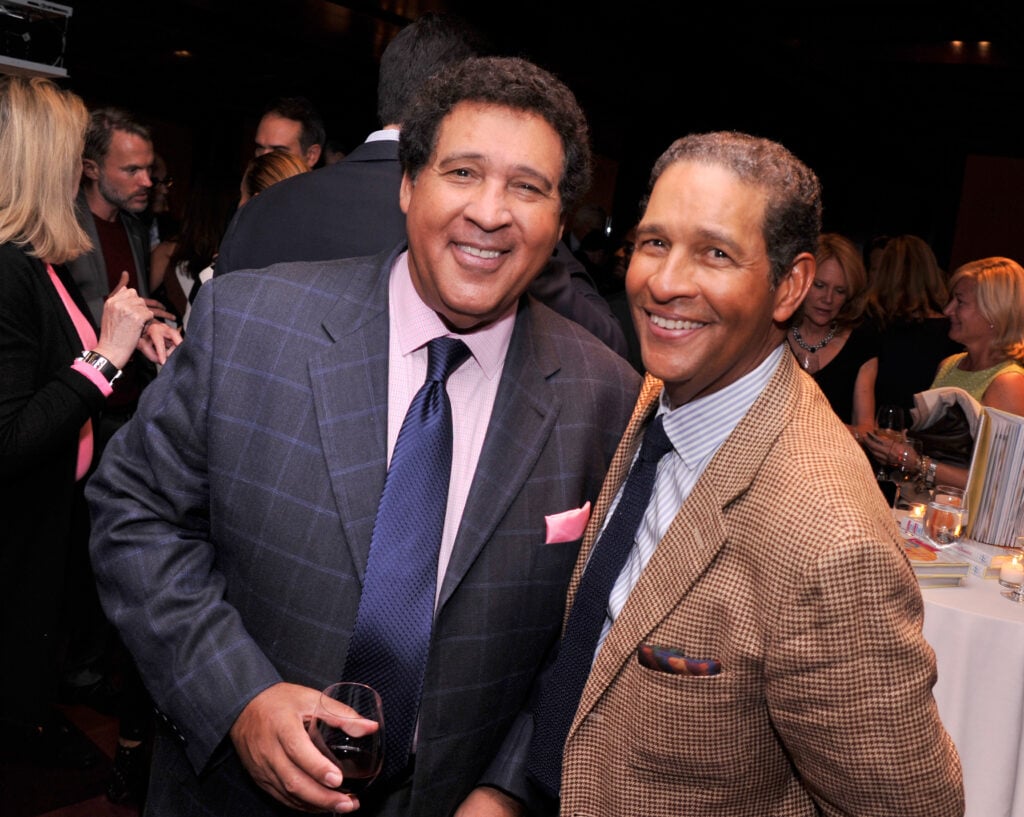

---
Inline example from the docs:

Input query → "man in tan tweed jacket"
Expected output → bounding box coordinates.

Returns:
[471,132,963,817]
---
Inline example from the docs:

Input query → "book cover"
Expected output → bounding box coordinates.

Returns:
[916,573,967,588]
[966,407,1024,547]
[968,560,1000,580]
[951,538,1015,568]
[901,537,970,584]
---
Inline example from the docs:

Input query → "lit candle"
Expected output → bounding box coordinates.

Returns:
[1001,556,1024,586]
[907,503,927,519]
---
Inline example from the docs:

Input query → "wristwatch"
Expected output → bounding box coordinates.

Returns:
[75,350,123,385]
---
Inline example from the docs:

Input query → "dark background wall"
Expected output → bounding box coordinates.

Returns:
[6,0,1021,270]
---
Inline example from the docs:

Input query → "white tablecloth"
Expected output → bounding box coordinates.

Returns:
[923,573,1024,817]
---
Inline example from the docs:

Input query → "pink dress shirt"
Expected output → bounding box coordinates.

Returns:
[387,252,515,605]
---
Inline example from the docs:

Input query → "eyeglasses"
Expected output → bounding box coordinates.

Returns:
[151,176,174,188]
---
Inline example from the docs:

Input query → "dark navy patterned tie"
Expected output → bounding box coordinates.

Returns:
[527,415,673,798]
[343,336,471,781]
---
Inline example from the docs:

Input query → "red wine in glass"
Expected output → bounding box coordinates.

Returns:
[308,682,384,795]
[326,743,379,795]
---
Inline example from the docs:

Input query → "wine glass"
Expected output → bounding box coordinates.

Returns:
[308,682,384,795]
[873,404,906,480]
[893,437,925,509]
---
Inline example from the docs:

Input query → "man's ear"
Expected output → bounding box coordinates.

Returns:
[305,144,322,168]
[772,252,815,324]
[82,158,100,182]
[399,172,414,215]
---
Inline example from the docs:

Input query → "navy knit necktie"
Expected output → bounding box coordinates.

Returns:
[343,336,471,781]
[527,415,673,798]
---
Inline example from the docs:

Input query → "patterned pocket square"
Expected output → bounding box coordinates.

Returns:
[544,501,591,544]
[637,643,722,676]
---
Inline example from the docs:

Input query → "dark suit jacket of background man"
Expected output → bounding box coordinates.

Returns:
[87,246,641,816]
[215,138,405,274]
[214,138,629,357]
[66,190,152,326]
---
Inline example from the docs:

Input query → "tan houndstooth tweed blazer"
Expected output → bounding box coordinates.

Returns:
[559,351,964,817]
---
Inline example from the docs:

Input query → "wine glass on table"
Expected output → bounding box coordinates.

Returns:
[308,682,384,796]
[873,404,906,482]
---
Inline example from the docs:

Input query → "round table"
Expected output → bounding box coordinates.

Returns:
[922,573,1024,817]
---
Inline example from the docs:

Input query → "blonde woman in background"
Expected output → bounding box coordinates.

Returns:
[0,75,179,766]
[866,256,1024,489]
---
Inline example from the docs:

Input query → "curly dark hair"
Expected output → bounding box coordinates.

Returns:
[399,56,591,215]
[646,131,821,287]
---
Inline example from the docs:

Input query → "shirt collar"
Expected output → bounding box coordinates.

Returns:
[365,128,400,143]
[657,345,784,468]
[389,251,515,380]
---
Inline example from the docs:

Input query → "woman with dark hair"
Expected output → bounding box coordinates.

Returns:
[866,235,960,414]
[151,153,309,331]
[0,75,179,765]
[787,232,878,428]
[149,171,239,322]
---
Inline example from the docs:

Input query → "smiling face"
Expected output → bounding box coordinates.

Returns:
[627,160,812,408]
[801,257,849,328]
[399,102,566,331]
[944,276,992,350]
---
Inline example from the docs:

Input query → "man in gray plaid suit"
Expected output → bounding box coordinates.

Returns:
[87,57,639,816]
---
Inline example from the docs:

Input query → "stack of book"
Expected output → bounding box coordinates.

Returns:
[966,407,1024,547]
[950,538,1018,580]
[900,537,970,588]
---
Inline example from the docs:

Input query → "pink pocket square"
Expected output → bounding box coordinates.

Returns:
[544,502,591,544]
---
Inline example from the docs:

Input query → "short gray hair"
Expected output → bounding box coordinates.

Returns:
[647,131,821,286]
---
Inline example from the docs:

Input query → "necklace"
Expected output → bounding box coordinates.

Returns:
[791,323,837,353]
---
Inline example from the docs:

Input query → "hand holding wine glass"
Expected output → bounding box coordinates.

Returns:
[308,682,384,796]
[871,404,906,480]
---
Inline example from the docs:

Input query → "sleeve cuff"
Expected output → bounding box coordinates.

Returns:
[72,359,114,397]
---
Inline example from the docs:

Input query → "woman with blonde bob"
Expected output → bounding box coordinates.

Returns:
[866,256,1024,488]
[0,76,179,765]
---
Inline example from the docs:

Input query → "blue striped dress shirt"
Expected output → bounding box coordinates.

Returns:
[597,344,785,654]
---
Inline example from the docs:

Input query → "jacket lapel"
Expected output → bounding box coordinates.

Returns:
[570,354,799,733]
[437,299,560,609]
[121,212,151,299]
[309,257,392,577]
